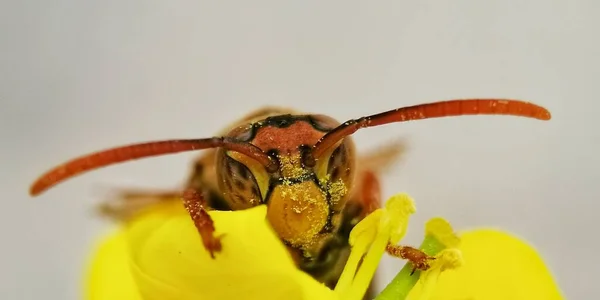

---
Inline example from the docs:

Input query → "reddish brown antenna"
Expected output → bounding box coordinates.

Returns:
[305,99,551,166]
[30,137,276,196]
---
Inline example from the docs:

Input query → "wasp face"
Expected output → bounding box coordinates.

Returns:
[215,114,356,257]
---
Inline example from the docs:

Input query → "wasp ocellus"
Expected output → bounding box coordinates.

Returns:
[29,99,551,289]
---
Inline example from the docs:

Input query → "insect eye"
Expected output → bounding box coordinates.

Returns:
[326,144,350,181]
[218,155,263,210]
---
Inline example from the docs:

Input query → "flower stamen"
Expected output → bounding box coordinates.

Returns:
[410,249,463,300]
[375,217,461,300]
[334,193,416,300]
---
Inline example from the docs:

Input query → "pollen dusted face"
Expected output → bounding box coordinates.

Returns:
[215,114,357,255]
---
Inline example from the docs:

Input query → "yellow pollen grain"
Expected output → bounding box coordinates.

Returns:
[328,179,348,206]
[276,182,330,249]
[278,153,308,178]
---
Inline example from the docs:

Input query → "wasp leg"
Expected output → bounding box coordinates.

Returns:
[349,140,408,215]
[385,244,435,275]
[182,188,223,259]
[359,170,383,217]
[97,189,180,221]
[357,170,435,275]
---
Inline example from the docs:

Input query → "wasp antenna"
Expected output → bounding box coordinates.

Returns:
[308,99,551,162]
[30,138,276,196]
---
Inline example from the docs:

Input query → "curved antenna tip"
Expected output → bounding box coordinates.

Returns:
[29,188,40,197]
[539,109,552,120]
[29,182,44,197]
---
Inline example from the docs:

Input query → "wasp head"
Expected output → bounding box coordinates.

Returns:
[215,114,356,255]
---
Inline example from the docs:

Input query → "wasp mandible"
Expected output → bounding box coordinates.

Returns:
[29,99,551,288]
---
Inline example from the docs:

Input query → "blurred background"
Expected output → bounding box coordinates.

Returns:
[1,0,598,299]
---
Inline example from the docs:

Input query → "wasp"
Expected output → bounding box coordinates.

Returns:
[29,99,551,288]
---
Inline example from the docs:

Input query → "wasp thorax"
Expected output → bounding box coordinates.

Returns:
[266,180,330,250]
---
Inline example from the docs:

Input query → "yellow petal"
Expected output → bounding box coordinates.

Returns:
[85,201,337,300]
[84,229,142,300]
[408,229,564,300]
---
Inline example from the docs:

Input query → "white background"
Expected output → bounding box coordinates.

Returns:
[1,1,598,299]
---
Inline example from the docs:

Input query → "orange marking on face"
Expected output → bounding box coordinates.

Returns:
[251,121,327,153]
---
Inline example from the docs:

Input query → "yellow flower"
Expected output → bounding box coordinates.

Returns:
[376,219,564,300]
[83,194,563,300]
[84,201,336,300]
[84,194,416,300]
[404,229,564,300]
